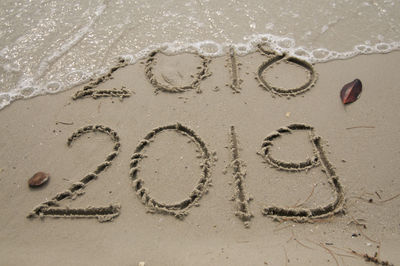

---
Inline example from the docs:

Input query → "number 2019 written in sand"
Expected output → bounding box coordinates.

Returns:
[28,47,344,226]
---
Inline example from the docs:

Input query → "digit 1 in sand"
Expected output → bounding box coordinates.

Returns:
[229,125,253,227]
[227,47,242,93]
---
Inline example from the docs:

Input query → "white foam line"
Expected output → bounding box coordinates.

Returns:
[1,32,399,110]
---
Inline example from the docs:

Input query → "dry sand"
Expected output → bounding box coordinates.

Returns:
[0,49,399,266]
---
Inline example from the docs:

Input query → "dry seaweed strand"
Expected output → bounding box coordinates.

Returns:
[227,47,242,93]
[293,184,316,208]
[379,193,400,203]
[256,44,318,97]
[348,191,376,204]
[229,126,253,227]
[286,229,314,250]
[260,124,345,222]
[129,123,213,219]
[56,121,74,125]
[144,50,211,94]
[292,231,313,250]
[273,223,293,232]
[317,245,358,259]
[350,249,394,266]
[358,227,380,244]
[319,243,340,266]
[349,215,381,244]
[349,191,400,205]
[305,239,355,266]
[283,246,289,266]
[347,215,367,228]
[375,191,382,199]
[27,125,121,222]
[345,126,375,130]
[72,58,132,100]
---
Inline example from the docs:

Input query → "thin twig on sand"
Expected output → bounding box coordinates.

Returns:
[56,121,74,125]
[345,126,375,130]
[294,184,316,207]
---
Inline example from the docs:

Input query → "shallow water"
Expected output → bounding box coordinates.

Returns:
[0,0,399,109]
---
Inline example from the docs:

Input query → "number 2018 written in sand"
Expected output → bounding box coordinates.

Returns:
[28,47,344,227]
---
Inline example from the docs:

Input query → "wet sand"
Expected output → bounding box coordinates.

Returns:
[0,50,399,265]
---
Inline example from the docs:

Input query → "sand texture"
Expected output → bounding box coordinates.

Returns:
[0,50,399,266]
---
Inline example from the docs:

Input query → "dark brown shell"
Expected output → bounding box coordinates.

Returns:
[340,79,362,104]
[28,172,50,187]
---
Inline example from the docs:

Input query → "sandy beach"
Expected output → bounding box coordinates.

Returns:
[0,47,399,265]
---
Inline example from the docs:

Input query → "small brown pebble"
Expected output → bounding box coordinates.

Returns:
[28,172,50,187]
